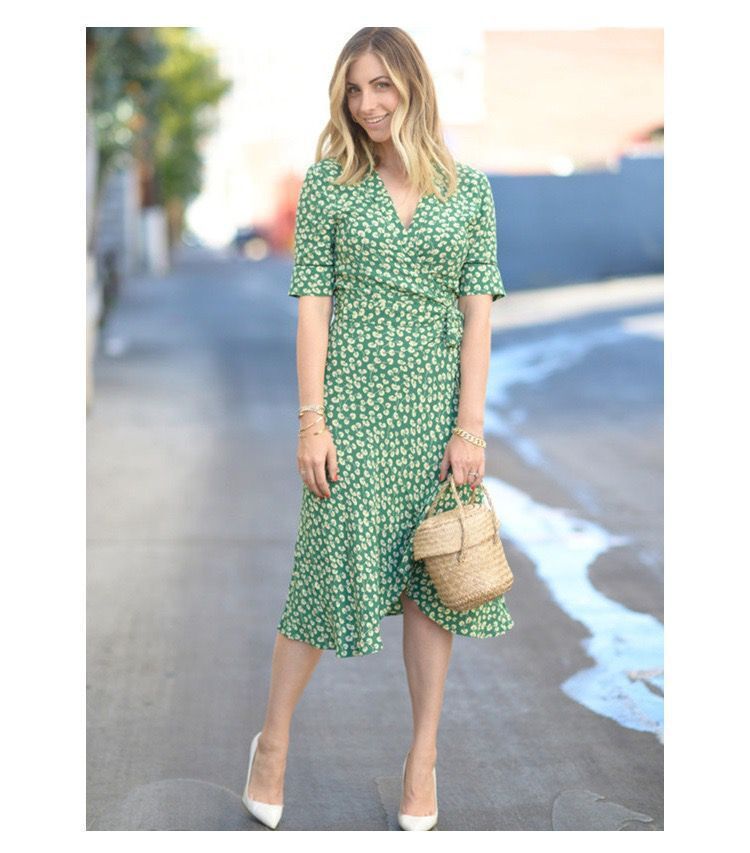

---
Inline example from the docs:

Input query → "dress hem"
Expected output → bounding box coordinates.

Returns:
[276,583,514,659]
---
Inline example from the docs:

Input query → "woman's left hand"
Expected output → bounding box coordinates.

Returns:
[439,434,484,489]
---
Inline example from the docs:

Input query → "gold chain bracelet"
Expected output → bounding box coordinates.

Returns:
[452,426,487,448]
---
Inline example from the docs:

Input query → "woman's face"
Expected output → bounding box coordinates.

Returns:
[345,52,400,142]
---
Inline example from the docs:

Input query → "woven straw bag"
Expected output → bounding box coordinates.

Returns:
[412,472,513,612]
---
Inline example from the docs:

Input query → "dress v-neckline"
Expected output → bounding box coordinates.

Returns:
[371,167,428,236]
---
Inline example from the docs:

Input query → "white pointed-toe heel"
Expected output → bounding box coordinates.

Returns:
[241,731,284,830]
[397,750,438,831]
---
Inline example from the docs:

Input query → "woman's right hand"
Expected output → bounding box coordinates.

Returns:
[297,412,338,499]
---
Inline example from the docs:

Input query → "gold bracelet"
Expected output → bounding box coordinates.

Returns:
[299,405,326,432]
[299,415,324,432]
[452,426,487,448]
[299,414,329,438]
[300,423,328,437]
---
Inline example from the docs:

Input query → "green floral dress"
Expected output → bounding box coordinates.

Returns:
[278,157,514,657]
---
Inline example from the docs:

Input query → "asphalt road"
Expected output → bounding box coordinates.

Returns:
[87,247,663,830]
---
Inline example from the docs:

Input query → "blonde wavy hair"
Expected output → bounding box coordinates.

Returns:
[314,27,459,201]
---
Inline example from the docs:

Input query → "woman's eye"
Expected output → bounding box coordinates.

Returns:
[347,82,389,94]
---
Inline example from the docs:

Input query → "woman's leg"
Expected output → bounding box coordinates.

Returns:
[246,632,323,804]
[399,590,453,815]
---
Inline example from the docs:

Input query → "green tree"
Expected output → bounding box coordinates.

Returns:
[88,27,166,195]
[153,28,231,242]
[88,27,231,245]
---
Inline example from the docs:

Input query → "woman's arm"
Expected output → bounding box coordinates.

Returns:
[288,161,339,499]
[455,171,505,440]
[440,171,505,487]
[295,295,336,500]
[296,294,333,422]
[456,294,493,436]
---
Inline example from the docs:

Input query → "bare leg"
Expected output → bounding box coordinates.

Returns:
[399,591,453,815]
[246,632,323,804]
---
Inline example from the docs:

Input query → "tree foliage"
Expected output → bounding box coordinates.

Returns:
[152,28,231,204]
[88,27,231,220]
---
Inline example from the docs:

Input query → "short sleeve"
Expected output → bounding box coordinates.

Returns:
[288,162,336,298]
[458,172,506,301]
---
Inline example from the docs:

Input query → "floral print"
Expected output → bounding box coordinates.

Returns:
[277,157,514,657]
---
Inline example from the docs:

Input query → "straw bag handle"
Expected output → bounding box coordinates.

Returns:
[423,471,478,518]
[422,473,501,563]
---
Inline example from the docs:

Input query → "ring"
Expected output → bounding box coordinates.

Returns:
[469,471,479,478]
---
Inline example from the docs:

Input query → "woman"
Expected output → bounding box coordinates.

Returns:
[242,27,514,831]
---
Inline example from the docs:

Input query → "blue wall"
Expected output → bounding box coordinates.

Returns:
[489,154,663,291]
